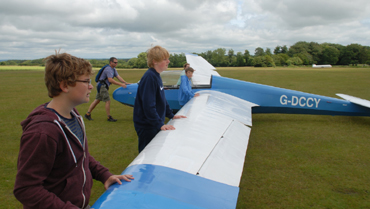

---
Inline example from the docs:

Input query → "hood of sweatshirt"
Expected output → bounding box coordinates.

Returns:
[21,103,59,132]
[21,103,85,164]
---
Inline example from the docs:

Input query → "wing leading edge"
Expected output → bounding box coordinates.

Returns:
[92,90,258,209]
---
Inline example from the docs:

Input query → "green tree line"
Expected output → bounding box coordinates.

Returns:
[2,41,370,68]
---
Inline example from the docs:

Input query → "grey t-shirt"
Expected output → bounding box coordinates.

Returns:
[99,66,118,87]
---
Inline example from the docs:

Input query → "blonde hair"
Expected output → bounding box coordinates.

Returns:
[146,46,170,68]
[44,52,92,98]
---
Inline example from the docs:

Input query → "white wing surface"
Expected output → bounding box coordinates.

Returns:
[129,90,258,187]
[336,93,370,108]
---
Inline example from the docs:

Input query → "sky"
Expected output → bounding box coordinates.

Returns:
[1,0,370,60]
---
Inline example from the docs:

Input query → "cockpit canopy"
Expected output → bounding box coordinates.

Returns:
[160,70,214,89]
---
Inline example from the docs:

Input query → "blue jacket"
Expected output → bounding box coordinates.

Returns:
[133,68,174,130]
[178,75,195,106]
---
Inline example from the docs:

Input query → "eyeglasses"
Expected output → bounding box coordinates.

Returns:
[75,79,92,85]
[113,62,118,64]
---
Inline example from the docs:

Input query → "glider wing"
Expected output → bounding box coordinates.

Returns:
[92,90,258,209]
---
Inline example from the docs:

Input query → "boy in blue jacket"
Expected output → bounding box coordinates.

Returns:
[133,46,186,152]
[178,67,200,106]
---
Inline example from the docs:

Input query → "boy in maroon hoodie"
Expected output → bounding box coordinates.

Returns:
[14,52,134,209]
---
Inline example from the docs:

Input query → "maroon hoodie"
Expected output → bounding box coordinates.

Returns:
[14,103,112,209]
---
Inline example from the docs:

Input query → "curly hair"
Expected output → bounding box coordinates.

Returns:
[44,51,92,98]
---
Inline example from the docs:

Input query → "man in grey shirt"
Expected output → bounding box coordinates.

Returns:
[85,57,130,122]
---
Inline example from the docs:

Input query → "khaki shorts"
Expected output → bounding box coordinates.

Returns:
[96,85,110,102]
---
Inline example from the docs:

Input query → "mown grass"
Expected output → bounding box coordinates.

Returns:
[0,66,46,71]
[1,67,370,208]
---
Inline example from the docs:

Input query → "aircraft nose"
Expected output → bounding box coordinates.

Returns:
[113,83,138,106]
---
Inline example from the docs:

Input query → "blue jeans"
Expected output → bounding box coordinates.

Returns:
[135,127,160,153]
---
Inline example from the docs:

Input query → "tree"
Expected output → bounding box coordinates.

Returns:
[247,57,255,66]
[253,56,266,67]
[359,47,370,64]
[19,58,44,66]
[126,52,147,68]
[265,48,272,56]
[169,53,186,68]
[254,55,275,67]
[339,43,362,65]
[127,58,137,68]
[244,50,251,66]
[281,45,288,54]
[308,42,322,64]
[274,45,288,55]
[288,41,310,57]
[229,56,237,67]
[265,55,275,67]
[236,52,246,66]
[286,57,303,66]
[320,45,340,65]
[272,54,289,66]
[136,52,148,68]
[211,48,228,67]
[294,52,313,65]
[6,60,17,65]
[254,47,265,57]
[89,59,99,66]
[228,49,235,66]
[274,46,281,55]
[199,50,212,62]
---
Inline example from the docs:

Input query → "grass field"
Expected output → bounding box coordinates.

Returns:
[1,66,370,208]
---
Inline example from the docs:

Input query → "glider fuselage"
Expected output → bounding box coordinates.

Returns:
[113,74,370,117]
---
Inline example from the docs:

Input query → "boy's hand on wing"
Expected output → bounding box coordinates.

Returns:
[161,125,176,130]
[104,174,134,190]
[173,115,186,119]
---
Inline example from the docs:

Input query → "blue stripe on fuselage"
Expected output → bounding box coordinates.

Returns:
[211,76,370,116]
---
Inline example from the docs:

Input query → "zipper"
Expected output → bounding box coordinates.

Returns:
[81,152,86,208]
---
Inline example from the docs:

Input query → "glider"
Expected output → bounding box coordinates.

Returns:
[92,54,370,209]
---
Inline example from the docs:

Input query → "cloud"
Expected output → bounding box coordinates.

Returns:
[252,0,370,28]
[0,0,370,59]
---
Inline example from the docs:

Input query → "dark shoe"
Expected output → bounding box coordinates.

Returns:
[107,115,117,122]
[84,113,93,121]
